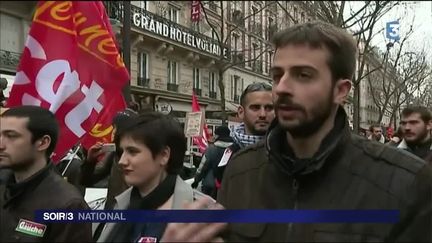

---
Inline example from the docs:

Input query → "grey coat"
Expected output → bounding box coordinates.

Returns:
[96,176,208,242]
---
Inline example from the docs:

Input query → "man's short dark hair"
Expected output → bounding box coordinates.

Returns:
[271,21,357,82]
[240,82,272,107]
[2,106,59,159]
[112,109,138,129]
[114,112,187,175]
[401,106,432,123]
[369,124,382,132]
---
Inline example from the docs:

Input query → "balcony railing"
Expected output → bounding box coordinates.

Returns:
[104,1,230,61]
[0,49,21,69]
[137,77,150,87]
[104,1,124,21]
[167,83,179,92]
[209,91,217,99]
[193,88,202,96]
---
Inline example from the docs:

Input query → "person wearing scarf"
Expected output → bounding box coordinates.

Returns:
[214,82,275,190]
[96,112,210,243]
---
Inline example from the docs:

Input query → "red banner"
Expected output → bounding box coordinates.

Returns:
[6,1,128,163]
[191,1,201,22]
[192,92,210,153]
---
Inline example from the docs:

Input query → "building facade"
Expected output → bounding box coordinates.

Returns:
[0,1,314,135]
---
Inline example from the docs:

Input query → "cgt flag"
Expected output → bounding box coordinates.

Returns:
[191,91,210,153]
[6,1,128,163]
[191,1,201,22]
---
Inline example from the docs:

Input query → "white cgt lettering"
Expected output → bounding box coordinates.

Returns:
[21,59,105,137]
[65,81,104,137]
[36,60,80,113]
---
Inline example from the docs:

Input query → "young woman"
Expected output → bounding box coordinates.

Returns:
[96,112,209,242]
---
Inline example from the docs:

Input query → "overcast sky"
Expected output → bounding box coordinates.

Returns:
[347,1,432,61]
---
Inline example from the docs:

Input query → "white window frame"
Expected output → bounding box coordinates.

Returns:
[168,7,179,23]
[232,34,239,51]
[167,60,178,84]
[209,72,217,93]
[137,52,148,79]
[193,68,201,89]
[231,75,239,100]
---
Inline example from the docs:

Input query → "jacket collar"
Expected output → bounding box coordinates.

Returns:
[114,176,194,210]
[3,162,52,208]
[265,106,351,177]
[397,138,432,150]
[98,176,195,243]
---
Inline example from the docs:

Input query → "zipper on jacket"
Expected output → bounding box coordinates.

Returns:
[286,178,299,240]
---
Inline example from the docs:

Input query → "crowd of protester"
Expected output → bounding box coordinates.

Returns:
[1,21,431,242]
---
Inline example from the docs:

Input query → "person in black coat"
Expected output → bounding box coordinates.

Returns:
[192,126,234,199]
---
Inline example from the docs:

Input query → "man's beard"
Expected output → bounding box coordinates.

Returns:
[275,94,333,138]
[244,121,268,136]
[405,128,430,145]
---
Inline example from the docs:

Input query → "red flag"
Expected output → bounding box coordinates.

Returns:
[6,1,128,163]
[191,1,201,22]
[192,92,210,153]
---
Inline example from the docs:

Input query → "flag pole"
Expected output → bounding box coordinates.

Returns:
[61,144,82,177]
[189,137,194,168]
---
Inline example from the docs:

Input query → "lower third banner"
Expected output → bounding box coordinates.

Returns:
[35,210,399,223]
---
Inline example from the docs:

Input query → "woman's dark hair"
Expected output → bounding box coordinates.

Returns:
[114,111,187,174]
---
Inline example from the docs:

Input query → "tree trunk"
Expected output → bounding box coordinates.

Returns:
[353,82,361,134]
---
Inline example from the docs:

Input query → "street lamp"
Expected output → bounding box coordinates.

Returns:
[106,1,131,103]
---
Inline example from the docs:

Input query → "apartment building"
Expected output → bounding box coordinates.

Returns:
[118,1,314,133]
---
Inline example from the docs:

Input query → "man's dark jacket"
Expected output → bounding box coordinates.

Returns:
[0,163,92,242]
[218,108,432,242]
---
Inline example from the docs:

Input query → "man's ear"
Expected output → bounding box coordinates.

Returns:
[426,119,432,131]
[334,79,352,104]
[238,106,245,120]
[36,135,51,152]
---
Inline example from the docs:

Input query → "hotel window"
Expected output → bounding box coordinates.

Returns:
[132,1,147,10]
[211,29,218,40]
[232,34,239,52]
[247,35,252,67]
[193,68,201,89]
[137,52,148,86]
[192,22,200,32]
[138,52,148,78]
[209,72,217,93]
[231,75,240,101]
[250,6,258,29]
[168,7,179,23]
[167,60,178,84]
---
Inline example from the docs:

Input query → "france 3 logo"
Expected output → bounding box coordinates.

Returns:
[386,20,400,42]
